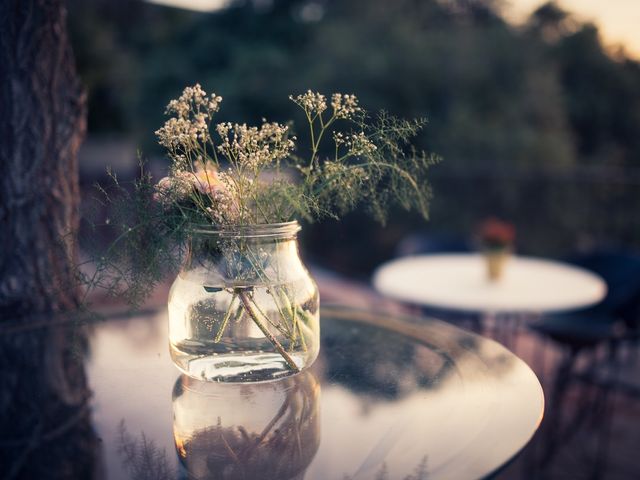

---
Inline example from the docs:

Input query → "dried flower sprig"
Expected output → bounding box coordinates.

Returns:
[85,85,439,305]
[149,84,439,229]
[82,85,440,373]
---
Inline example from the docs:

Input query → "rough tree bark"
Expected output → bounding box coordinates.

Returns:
[0,1,100,478]
[0,0,85,318]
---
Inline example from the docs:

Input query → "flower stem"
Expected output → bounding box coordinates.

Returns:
[238,291,300,372]
[248,294,290,337]
[214,292,238,342]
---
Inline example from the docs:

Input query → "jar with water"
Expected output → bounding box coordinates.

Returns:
[168,221,320,382]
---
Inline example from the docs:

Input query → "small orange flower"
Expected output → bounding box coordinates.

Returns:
[190,162,225,196]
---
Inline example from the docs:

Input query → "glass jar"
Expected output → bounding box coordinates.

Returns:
[172,371,320,480]
[168,221,320,382]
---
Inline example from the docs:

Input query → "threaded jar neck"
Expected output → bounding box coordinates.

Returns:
[189,221,301,240]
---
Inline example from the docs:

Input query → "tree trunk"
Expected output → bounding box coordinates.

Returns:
[0,2,101,478]
[0,0,86,318]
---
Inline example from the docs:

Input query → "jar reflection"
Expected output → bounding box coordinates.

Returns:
[172,371,321,480]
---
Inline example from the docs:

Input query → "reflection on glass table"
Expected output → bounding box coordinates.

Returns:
[83,305,543,480]
[173,371,320,480]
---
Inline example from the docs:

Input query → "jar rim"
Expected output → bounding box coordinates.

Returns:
[189,220,301,239]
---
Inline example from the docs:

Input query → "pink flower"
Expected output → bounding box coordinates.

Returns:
[153,175,192,203]
[153,176,173,202]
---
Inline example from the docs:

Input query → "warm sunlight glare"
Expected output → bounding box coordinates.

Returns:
[508,0,640,58]
[146,0,230,12]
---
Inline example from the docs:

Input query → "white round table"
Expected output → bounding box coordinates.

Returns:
[373,254,607,314]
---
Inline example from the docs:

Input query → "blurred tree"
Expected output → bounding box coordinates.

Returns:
[554,24,640,166]
[0,0,85,317]
[66,0,640,271]
[528,1,573,42]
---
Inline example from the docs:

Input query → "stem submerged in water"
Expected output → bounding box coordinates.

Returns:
[238,290,300,372]
[214,292,238,342]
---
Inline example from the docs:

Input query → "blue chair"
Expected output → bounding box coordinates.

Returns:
[530,251,640,354]
[531,251,640,472]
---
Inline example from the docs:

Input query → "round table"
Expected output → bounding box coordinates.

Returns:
[373,254,607,314]
[87,306,544,480]
[1,306,543,479]
[61,305,542,480]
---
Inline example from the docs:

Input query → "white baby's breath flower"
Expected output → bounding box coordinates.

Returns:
[206,91,223,114]
[157,84,222,148]
[204,170,240,224]
[155,117,197,149]
[348,132,377,156]
[205,187,237,224]
[193,112,210,141]
[166,84,208,116]
[153,84,430,229]
[216,122,232,138]
[216,121,293,170]
[169,154,189,172]
[331,93,361,119]
[166,99,189,119]
[290,91,327,115]
[333,131,376,156]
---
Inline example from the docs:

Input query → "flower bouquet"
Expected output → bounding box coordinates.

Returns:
[90,84,438,381]
[477,217,515,282]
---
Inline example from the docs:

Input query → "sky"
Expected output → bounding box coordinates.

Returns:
[507,0,640,58]
[147,0,640,59]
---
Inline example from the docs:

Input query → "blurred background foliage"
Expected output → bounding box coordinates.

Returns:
[68,0,640,277]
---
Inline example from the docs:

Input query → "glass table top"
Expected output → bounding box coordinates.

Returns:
[0,304,543,479]
[83,304,543,480]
